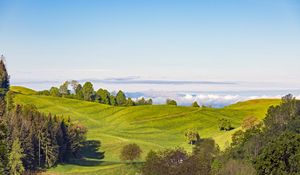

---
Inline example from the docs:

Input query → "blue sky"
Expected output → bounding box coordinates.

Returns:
[0,0,300,93]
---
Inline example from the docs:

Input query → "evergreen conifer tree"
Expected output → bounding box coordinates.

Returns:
[0,55,9,116]
[8,138,25,175]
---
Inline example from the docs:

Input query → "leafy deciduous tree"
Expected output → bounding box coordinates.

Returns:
[82,82,95,101]
[120,143,142,162]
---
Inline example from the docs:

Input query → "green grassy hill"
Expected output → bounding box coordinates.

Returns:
[11,86,280,175]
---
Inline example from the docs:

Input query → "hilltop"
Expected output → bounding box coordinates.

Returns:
[11,86,280,175]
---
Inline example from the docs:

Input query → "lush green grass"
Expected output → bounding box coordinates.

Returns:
[11,86,280,175]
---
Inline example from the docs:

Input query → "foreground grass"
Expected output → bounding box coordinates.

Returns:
[11,86,280,175]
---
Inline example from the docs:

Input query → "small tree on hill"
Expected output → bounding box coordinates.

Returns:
[192,101,200,107]
[218,118,233,131]
[110,95,117,106]
[185,129,200,145]
[116,90,126,106]
[166,99,177,106]
[120,143,142,163]
[59,81,70,96]
[96,88,110,104]
[82,82,95,101]
[50,87,60,97]
[126,98,135,106]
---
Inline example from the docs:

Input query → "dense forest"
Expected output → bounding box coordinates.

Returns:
[0,60,87,174]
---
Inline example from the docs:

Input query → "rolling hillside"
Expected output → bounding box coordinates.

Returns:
[11,86,280,175]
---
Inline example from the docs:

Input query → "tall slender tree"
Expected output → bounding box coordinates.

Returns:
[82,82,95,101]
[0,55,9,116]
[116,90,126,106]
[8,138,25,175]
[0,121,9,173]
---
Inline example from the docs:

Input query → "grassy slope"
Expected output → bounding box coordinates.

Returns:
[11,86,280,175]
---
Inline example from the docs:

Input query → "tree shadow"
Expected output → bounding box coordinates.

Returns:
[67,140,105,166]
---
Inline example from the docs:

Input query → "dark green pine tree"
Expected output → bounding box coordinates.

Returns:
[41,115,59,168]
[0,121,9,174]
[0,55,9,117]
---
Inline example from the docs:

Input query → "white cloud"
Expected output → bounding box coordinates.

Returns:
[127,92,300,108]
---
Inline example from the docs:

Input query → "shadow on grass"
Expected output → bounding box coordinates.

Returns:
[67,140,105,166]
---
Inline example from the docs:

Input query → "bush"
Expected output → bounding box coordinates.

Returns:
[192,101,200,107]
[184,129,200,145]
[120,143,142,162]
[218,118,233,131]
[166,99,177,106]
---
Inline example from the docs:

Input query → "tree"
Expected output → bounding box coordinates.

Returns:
[110,95,117,106]
[230,130,245,147]
[42,117,59,168]
[6,91,15,112]
[70,80,79,93]
[0,121,8,173]
[50,87,60,97]
[75,84,84,100]
[8,138,25,175]
[264,94,297,132]
[241,116,258,130]
[166,99,177,106]
[143,147,188,175]
[218,118,233,131]
[147,98,153,105]
[68,123,87,158]
[120,143,142,162]
[184,129,200,145]
[82,82,95,101]
[126,98,135,106]
[96,89,110,104]
[181,139,219,175]
[192,101,200,107]
[59,81,70,96]
[116,90,126,106]
[0,56,9,116]
[136,97,153,105]
[254,132,300,175]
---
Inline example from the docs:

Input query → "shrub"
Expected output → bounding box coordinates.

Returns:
[166,99,177,106]
[192,101,200,107]
[120,143,142,162]
[218,118,233,131]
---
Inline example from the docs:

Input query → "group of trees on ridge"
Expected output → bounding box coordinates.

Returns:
[37,80,153,106]
[0,59,87,174]
[38,82,208,108]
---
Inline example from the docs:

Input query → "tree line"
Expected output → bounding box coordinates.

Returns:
[0,59,87,174]
[37,81,208,107]
[37,80,153,106]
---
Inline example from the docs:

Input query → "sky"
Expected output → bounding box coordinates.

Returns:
[0,0,300,106]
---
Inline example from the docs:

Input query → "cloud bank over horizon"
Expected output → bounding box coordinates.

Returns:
[127,91,300,107]
[11,78,300,107]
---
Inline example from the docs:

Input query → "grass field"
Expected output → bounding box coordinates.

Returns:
[11,86,280,175]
